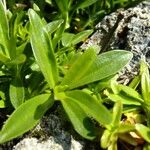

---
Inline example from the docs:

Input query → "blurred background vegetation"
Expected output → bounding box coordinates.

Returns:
[5,0,144,33]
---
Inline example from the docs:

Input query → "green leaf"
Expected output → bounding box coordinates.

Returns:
[28,9,58,89]
[64,90,112,125]
[101,130,112,149]
[55,0,69,12]
[118,124,135,133]
[0,53,10,63]
[62,50,132,89]
[74,0,98,9]
[0,1,10,57]
[0,100,6,108]
[6,54,26,66]
[117,84,143,102]
[62,30,93,47]
[129,75,140,89]
[9,77,25,109]
[71,30,93,45]
[135,124,150,143]
[60,96,97,140]
[140,60,150,103]
[0,94,53,144]
[45,19,64,34]
[61,33,75,47]
[106,93,141,106]
[112,101,122,126]
[61,47,97,89]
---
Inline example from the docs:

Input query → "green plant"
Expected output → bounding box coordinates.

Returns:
[0,8,132,144]
[104,59,150,148]
[0,0,29,109]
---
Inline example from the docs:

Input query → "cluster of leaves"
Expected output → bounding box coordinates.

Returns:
[6,0,143,32]
[100,59,150,149]
[0,0,149,149]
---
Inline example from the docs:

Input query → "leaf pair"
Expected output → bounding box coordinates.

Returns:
[58,89,112,140]
[101,101,135,149]
[61,49,133,90]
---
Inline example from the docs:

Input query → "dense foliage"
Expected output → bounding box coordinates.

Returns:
[0,0,149,149]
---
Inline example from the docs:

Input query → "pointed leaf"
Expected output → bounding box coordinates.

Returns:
[112,101,122,126]
[140,60,150,103]
[0,1,10,57]
[9,77,25,109]
[71,30,93,45]
[61,33,75,47]
[6,54,26,66]
[61,97,97,140]
[45,19,64,34]
[28,9,58,89]
[135,124,150,143]
[101,130,112,149]
[0,94,53,144]
[62,50,132,89]
[106,93,141,106]
[0,100,5,108]
[74,0,98,9]
[0,53,10,63]
[61,47,97,88]
[55,0,69,12]
[118,124,135,133]
[129,75,140,89]
[118,84,143,102]
[65,90,112,125]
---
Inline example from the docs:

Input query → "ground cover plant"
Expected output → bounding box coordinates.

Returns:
[0,0,149,149]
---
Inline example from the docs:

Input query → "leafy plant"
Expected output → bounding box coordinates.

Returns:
[0,1,29,109]
[0,8,132,144]
[104,59,150,148]
[101,100,135,149]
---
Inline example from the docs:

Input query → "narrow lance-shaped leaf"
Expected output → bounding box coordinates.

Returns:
[135,124,150,143]
[106,92,142,106]
[45,19,64,34]
[78,50,132,88]
[0,101,5,108]
[61,97,97,140]
[0,1,10,57]
[140,60,150,103]
[74,0,98,9]
[117,84,143,102]
[64,90,112,125]
[61,32,75,47]
[62,30,93,47]
[112,100,122,126]
[62,50,132,89]
[61,47,97,88]
[118,124,135,133]
[101,130,112,149]
[28,9,58,89]
[55,0,69,12]
[0,94,53,144]
[9,76,25,109]
[71,29,93,45]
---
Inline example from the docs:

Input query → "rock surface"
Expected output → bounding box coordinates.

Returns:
[13,114,84,150]
[82,0,150,84]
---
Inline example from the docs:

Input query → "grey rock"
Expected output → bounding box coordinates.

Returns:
[13,114,84,150]
[82,1,150,84]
